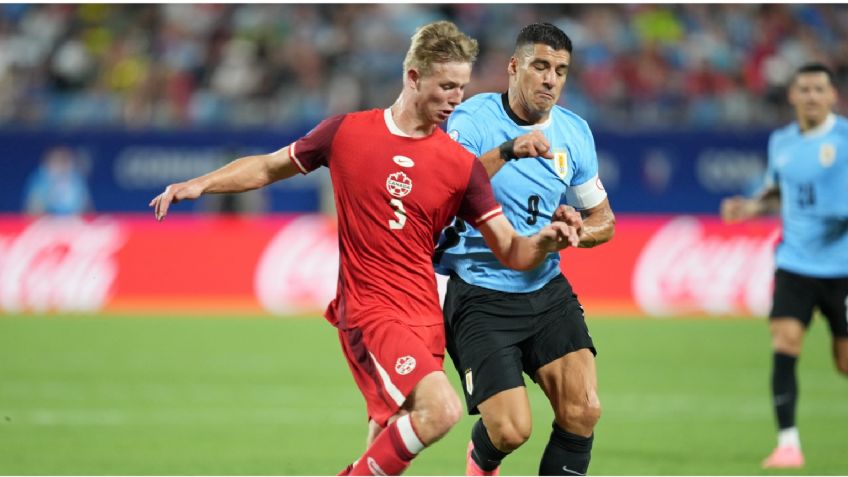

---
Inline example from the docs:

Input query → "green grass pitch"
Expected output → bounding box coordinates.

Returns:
[1,315,845,475]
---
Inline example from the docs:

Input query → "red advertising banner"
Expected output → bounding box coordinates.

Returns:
[562,215,780,317]
[0,214,780,317]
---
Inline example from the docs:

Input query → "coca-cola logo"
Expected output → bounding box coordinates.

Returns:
[254,216,339,315]
[632,217,779,316]
[0,217,126,312]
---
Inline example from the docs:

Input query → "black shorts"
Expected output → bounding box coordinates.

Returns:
[770,268,848,338]
[443,273,596,414]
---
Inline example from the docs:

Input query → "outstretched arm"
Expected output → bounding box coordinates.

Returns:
[149,146,300,221]
[720,186,781,223]
[477,214,579,271]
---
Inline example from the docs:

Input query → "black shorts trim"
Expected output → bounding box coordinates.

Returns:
[443,274,596,414]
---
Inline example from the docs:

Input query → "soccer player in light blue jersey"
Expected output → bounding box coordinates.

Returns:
[721,63,848,470]
[436,23,615,476]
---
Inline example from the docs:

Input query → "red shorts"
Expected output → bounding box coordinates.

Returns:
[338,320,445,427]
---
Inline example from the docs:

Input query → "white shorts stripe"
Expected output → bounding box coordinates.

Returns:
[395,414,424,454]
[369,352,406,406]
[287,143,309,175]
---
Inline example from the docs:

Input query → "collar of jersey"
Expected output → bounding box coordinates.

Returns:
[383,108,414,138]
[800,113,836,138]
[500,92,553,130]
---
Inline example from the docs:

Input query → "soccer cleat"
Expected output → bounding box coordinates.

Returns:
[466,441,500,476]
[761,446,804,469]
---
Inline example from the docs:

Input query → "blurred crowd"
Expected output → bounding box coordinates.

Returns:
[1,3,846,131]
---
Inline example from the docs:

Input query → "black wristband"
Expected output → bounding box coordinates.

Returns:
[499,139,516,161]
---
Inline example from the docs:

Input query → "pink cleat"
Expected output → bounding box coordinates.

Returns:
[466,441,500,476]
[762,446,805,469]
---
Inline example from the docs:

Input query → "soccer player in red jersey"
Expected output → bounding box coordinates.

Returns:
[150,21,580,475]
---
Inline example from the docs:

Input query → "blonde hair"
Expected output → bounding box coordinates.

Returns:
[403,21,479,78]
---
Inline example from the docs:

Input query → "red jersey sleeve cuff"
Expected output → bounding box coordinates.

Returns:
[473,207,503,226]
[289,142,309,175]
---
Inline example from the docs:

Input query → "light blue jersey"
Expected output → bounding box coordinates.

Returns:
[766,113,848,277]
[436,93,606,292]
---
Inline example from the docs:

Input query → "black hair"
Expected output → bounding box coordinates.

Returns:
[794,62,835,85]
[514,22,572,54]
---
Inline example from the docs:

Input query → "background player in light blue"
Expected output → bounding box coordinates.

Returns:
[437,23,615,476]
[721,63,848,470]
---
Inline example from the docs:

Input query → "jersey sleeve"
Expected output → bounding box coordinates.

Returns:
[763,131,779,190]
[446,108,485,156]
[290,114,346,174]
[564,120,607,210]
[457,159,503,226]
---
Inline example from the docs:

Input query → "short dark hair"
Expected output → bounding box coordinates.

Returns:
[793,62,835,85]
[514,23,572,55]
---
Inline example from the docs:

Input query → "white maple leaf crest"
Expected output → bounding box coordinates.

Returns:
[386,171,413,198]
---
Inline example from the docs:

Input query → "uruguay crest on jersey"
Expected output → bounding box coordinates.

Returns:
[553,150,569,179]
[819,143,836,167]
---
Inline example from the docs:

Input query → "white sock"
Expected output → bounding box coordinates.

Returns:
[777,427,801,449]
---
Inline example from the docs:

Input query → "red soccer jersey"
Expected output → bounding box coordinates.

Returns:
[291,108,502,329]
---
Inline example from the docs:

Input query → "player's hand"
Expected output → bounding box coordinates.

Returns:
[552,204,583,234]
[720,196,756,223]
[149,181,204,221]
[537,221,580,252]
[513,130,554,159]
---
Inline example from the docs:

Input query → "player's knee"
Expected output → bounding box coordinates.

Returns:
[433,400,463,439]
[584,400,602,429]
[487,416,532,452]
[557,399,601,435]
[770,322,804,354]
[441,393,464,429]
[416,393,462,442]
[773,335,802,355]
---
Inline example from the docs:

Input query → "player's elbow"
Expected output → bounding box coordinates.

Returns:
[602,216,616,244]
[600,211,616,242]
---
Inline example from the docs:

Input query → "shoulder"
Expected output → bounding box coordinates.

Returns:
[451,93,505,129]
[304,112,354,137]
[834,115,848,134]
[449,94,502,143]
[342,108,381,124]
[434,128,476,159]
[553,105,592,133]
[551,106,595,152]
[328,109,393,131]
[327,109,391,139]
[455,92,501,116]
[770,122,797,141]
